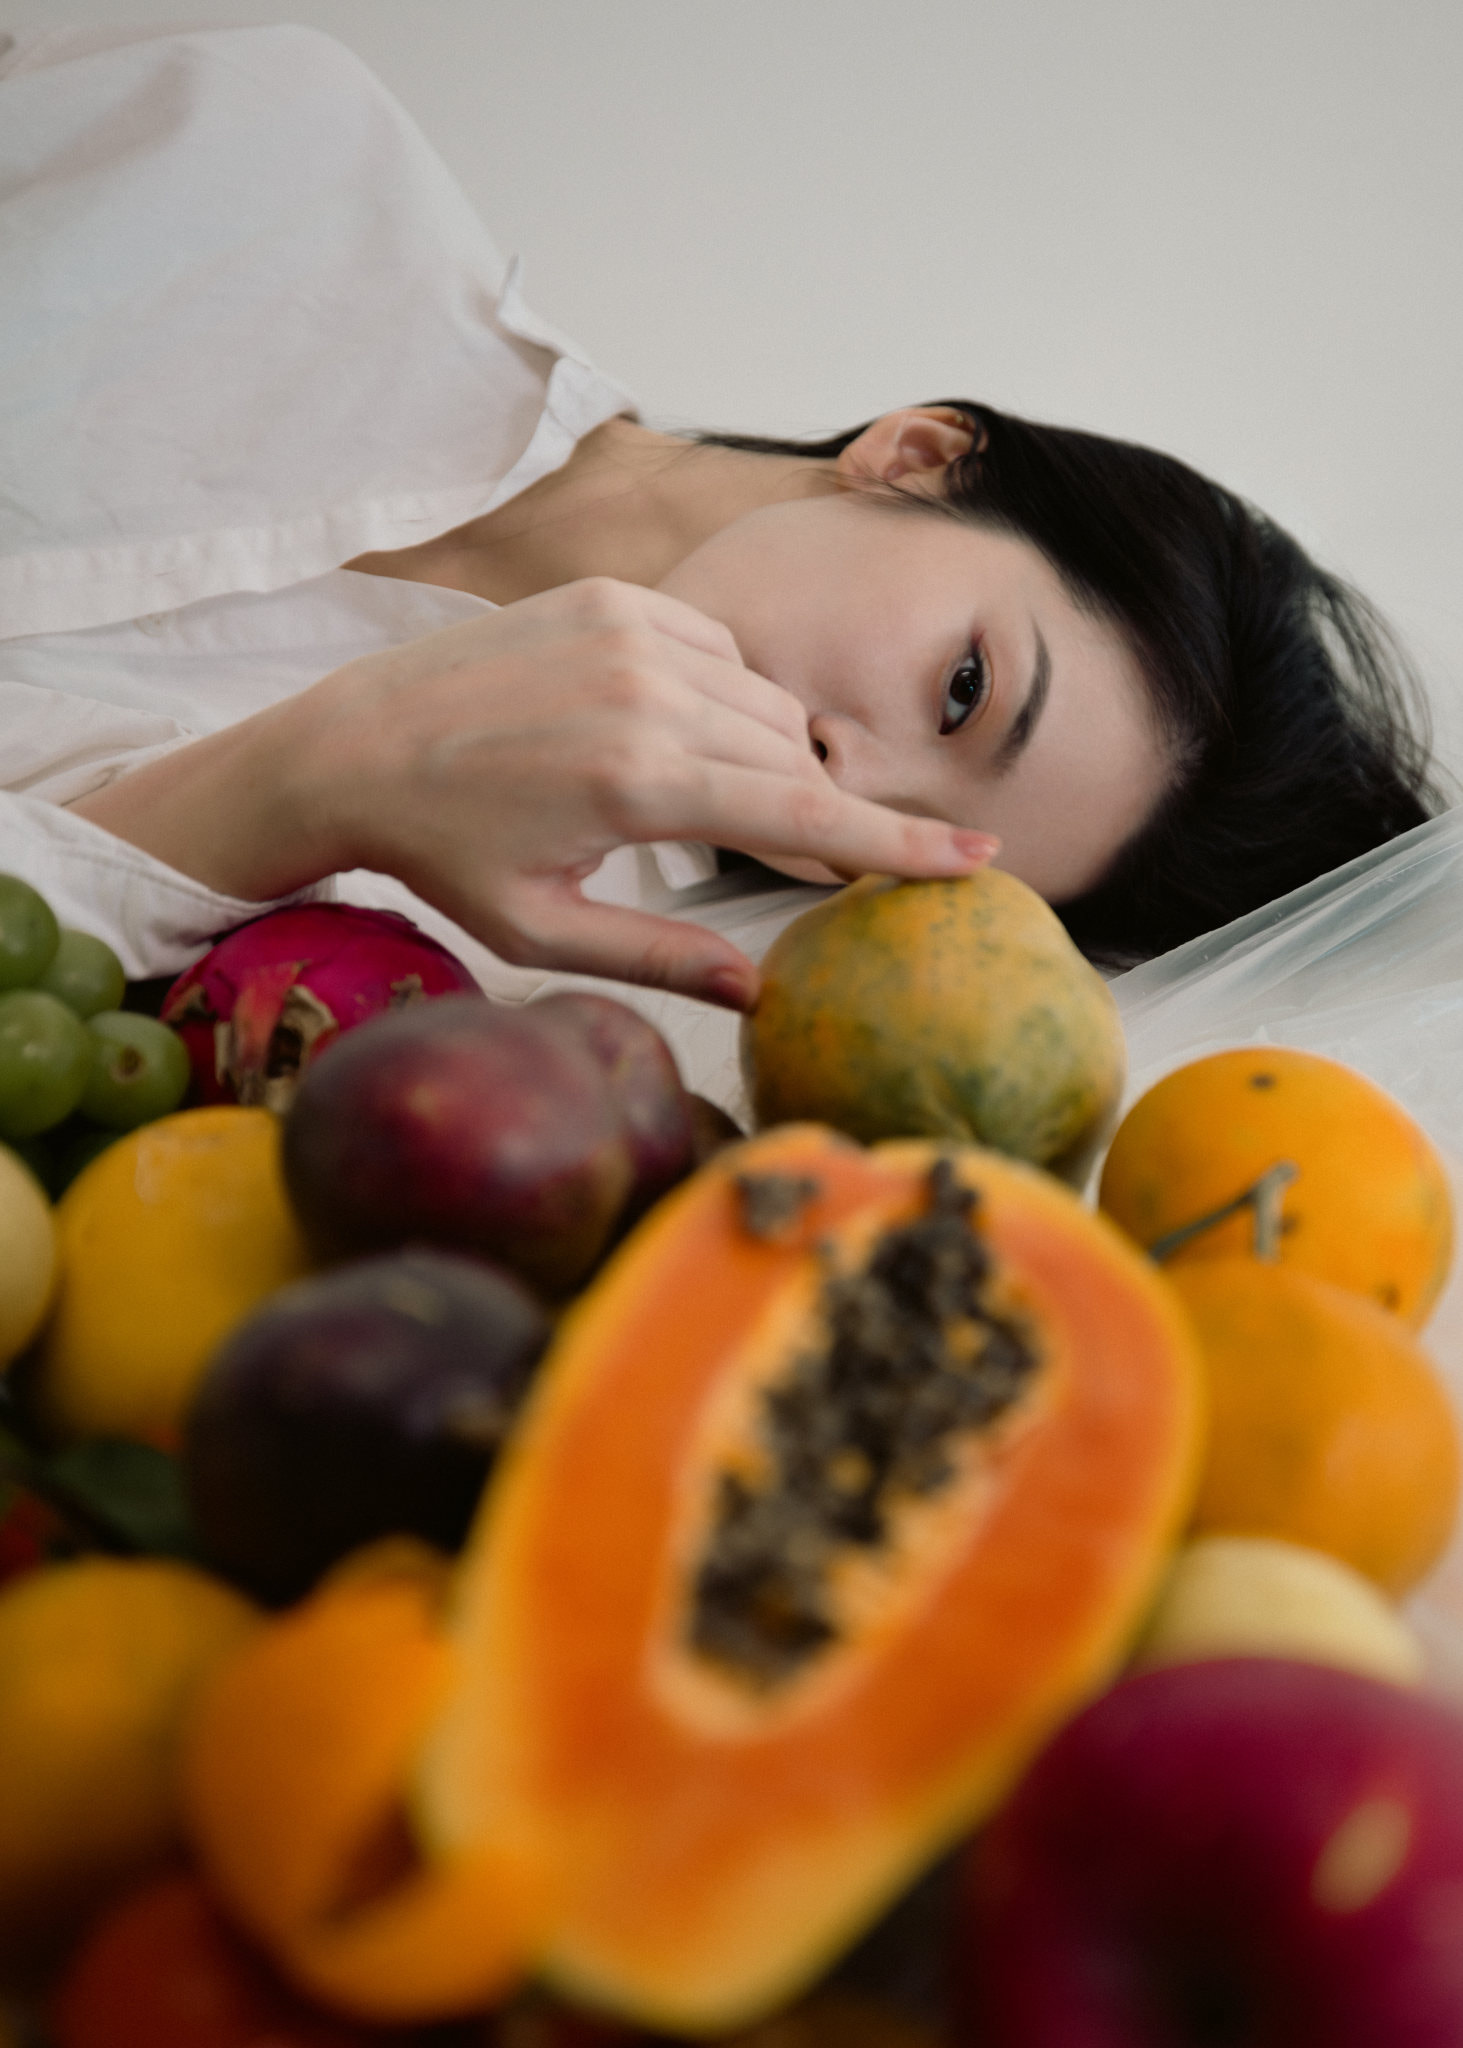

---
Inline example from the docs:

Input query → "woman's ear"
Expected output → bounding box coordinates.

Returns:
[834,406,977,488]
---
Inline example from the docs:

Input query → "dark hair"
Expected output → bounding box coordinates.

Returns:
[697,405,1441,967]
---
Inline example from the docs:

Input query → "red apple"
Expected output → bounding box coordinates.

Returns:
[529,991,698,1225]
[957,1657,1463,2047]
[281,994,636,1297]
[50,1869,397,2047]
[185,1248,552,1604]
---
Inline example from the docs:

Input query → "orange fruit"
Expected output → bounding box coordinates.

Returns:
[37,1106,311,1447]
[1170,1258,1461,1594]
[1099,1047,1453,1326]
[182,1546,549,2022]
[0,1558,258,1970]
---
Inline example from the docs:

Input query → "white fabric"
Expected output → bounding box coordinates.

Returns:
[0,21,826,1110]
[0,21,634,636]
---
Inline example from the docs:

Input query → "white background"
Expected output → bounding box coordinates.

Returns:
[7,0,1462,776]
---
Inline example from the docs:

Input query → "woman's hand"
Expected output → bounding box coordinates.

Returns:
[71,579,996,1009]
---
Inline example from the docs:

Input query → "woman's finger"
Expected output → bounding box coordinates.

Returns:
[541,621,811,756]
[744,789,1000,880]
[546,577,747,668]
[570,682,823,789]
[651,641,814,747]
[591,755,999,881]
[484,886,762,1011]
[510,579,816,753]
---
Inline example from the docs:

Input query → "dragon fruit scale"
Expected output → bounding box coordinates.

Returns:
[161,904,482,1113]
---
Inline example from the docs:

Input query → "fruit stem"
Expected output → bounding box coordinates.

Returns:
[1148,1160,1298,1264]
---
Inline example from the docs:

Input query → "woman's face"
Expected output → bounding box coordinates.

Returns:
[657,489,1170,902]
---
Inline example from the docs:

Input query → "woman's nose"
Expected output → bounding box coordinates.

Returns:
[806,711,880,796]
[803,708,885,794]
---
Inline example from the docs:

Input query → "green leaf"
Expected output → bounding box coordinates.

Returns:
[45,1439,198,1559]
[0,1410,197,1560]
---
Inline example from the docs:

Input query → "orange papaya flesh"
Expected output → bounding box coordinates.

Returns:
[415,1125,1204,2034]
[182,1554,550,2021]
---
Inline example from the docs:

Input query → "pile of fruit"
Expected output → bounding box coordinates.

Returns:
[2,866,1462,2047]
[0,876,191,1197]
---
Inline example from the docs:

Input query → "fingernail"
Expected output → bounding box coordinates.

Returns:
[951,830,1001,864]
[706,966,758,1011]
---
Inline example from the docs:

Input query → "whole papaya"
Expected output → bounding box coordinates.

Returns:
[742,871,1124,1183]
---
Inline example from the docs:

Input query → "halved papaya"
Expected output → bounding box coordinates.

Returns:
[414,1125,1204,2034]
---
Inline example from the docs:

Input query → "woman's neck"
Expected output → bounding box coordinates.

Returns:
[343,419,834,604]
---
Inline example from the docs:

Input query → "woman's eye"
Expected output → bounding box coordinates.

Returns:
[940,646,991,734]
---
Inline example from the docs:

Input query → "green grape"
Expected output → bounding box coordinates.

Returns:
[0,876,60,991]
[35,929,127,1019]
[79,1011,191,1131]
[0,990,92,1138]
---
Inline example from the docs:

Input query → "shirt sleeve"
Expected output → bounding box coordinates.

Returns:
[0,792,331,980]
[0,21,632,639]
[0,24,215,77]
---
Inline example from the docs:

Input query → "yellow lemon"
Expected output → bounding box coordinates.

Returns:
[0,1144,55,1368]
[38,1106,311,1448]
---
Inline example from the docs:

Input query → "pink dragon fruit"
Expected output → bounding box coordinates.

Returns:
[161,904,482,1113]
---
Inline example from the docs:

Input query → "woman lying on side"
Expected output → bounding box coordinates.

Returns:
[0,23,1436,1033]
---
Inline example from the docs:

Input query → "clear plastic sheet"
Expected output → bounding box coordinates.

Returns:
[1108,806,1463,1694]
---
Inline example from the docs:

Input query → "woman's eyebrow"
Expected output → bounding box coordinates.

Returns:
[993,626,1051,775]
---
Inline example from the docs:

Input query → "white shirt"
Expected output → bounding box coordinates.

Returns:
[0,21,825,1109]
